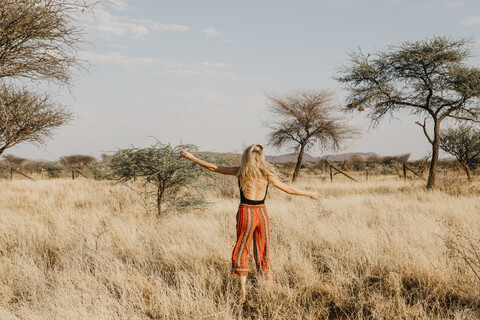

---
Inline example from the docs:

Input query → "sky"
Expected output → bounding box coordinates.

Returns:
[8,0,480,160]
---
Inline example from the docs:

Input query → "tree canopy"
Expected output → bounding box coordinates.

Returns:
[336,36,480,188]
[109,142,204,215]
[0,84,73,155]
[266,89,356,181]
[0,0,91,84]
[440,124,480,180]
[0,0,93,156]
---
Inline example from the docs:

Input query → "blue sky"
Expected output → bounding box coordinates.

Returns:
[9,0,480,160]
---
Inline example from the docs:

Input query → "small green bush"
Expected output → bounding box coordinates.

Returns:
[0,160,11,179]
[42,162,65,178]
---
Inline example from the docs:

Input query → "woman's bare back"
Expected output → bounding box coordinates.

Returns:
[240,176,269,201]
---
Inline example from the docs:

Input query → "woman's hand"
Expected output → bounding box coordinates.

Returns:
[309,192,321,200]
[180,150,195,160]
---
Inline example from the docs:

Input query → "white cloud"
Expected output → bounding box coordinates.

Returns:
[81,6,190,39]
[80,51,179,69]
[202,62,230,68]
[109,43,128,49]
[446,0,469,8]
[108,0,130,11]
[201,27,221,38]
[461,15,480,26]
[326,0,357,8]
[158,67,238,80]
[80,51,237,79]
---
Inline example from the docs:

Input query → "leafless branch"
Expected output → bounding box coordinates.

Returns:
[415,119,433,144]
[0,84,73,156]
[0,0,95,86]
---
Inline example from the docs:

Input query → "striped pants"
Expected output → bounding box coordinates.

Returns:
[231,203,272,279]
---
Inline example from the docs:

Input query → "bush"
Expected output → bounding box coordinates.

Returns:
[196,152,240,198]
[42,162,65,178]
[87,161,112,180]
[24,161,44,174]
[0,160,10,179]
[109,142,206,215]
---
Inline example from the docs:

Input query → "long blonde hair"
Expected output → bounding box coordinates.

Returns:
[237,144,278,192]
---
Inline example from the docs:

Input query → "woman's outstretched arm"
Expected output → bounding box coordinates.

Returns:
[180,150,239,176]
[269,175,321,200]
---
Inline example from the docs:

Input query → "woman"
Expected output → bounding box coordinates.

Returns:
[180,144,321,299]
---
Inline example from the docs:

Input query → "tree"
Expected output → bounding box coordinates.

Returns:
[440,124,480,180]
[109,142,204,216]
[0,84,73,156]
[336,36,480,188]
[350,154,365,171]
[0,0,93,156]
[0,0,91,84]
[266,89,356,182]
[3,154,27,169]
[42,161,65,178]
[60,154,97,169]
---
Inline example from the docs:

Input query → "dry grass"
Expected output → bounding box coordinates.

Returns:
[0,175,479,319]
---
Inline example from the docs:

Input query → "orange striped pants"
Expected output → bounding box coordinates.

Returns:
[231,203,272,279]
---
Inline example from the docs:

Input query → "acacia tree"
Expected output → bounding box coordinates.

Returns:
[336,37,480,188]
[440,125,480,180]
[0,85,73,156]
[0,0,93,156]
[60,154,97,169]
[0,0,90,84]
[267,90,356,182]
[3,154,27,170]
[109,143,204,216]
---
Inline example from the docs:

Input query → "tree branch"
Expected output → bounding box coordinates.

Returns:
[415,119,433,144]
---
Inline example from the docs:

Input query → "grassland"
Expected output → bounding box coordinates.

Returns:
[0,174,479,319]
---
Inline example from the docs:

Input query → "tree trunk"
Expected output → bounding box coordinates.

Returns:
[292,142,306,182]
[157,185,165,216]
[426,120,441,189]
[460,160,472,181]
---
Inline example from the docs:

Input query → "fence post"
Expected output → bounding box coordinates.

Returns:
[365,166,369,181]
[329,165,333,182]
[403,164,407,181]
[72,168,75,180]
[10,167,13,180]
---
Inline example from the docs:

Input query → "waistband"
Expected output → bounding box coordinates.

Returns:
[239,203,266,207]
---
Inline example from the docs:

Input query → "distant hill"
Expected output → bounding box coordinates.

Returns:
[265,153,319,163]
[266,152,381,163]
[320,152,380,162]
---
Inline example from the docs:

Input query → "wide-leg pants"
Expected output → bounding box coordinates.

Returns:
[231,203,272,279]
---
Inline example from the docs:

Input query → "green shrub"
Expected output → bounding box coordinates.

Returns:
[0,160,11,179]
[42,162,65,178]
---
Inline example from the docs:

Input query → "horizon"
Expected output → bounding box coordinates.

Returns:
[3,149,454,164]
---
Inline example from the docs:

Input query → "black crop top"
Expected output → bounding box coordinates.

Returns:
[238,177,269,205]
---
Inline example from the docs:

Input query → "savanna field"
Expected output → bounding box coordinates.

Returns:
[0,173,479,320]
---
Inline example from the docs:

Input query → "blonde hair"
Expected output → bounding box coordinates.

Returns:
[237,144,278,192]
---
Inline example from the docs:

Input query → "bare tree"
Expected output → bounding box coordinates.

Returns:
[0,0,94,156]
[266,90,356,182]
[0,0,93,85]
[0,84,72,156]
[440,124,480,180]
[336,36,480,188]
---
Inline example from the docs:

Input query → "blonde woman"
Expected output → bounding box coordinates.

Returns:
[180,144,320,299]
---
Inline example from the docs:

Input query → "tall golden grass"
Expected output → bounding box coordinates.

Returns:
[0,175,478,319]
